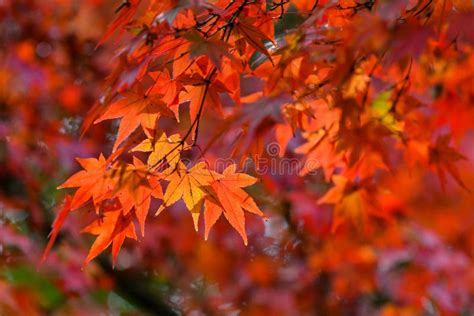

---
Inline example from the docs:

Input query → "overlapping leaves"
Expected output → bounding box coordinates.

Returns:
[45,0,473,268]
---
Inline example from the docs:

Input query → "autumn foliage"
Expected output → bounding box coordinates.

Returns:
[2,0,474,314]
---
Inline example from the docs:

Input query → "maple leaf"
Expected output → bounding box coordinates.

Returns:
[296,128,343,180]
[146,70,180,117]
[293,98,343,179]
[179,77,228,126]
[235,20,275,65]
[336,121,393,169]
[112,157,162,236]
[58,154,112,210]
[318,175,392,233]
[203,164,264,245]
[167,40,191,79]
[275,123,293,158]
[42,195,72,262]
[81,209,137,267]
[95,88,175,151]
[97,0,140,47]
[131,132,190,169]
[185,30,237,68]
[157,162,221,230]
[429,135,470,191]
[226,97,287,163]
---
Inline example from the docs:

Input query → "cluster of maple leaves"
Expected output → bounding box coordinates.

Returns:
[0,0,473,314]
[44,0,474,269]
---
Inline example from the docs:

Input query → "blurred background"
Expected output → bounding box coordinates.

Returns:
[1,0,474,315]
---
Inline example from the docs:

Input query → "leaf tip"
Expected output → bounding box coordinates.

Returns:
[155,205,166,216]
[192,213,200,232]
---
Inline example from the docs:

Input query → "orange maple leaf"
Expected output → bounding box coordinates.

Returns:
[42,195,72,262]
[235,19,274,65]
[429,135,470,191]
[95,88,175,151]
[81,209,137,267]
[97,0,140,47]
[180,78,227,127]
[113,157,162,236]
[203,164,264,245]
[58,154,112,211]
[319,175,393,233]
